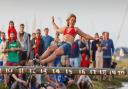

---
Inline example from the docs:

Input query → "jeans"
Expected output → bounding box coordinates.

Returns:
[69,57,79,67]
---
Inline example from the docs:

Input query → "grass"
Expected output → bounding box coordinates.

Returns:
[92,76,121,89]
[0,83,8,89]
[92,75,128,89]
[116,58,128,68]
[93,58,128,89]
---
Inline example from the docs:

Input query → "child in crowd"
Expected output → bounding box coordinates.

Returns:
[80,53,91,68]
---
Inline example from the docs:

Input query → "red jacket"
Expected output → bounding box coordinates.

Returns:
[8,26,17,41]
[34,36,41,56]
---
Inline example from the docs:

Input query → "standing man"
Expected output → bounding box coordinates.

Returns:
[101,32,115,68]
[42,28,53,51]
[17,24,30,61]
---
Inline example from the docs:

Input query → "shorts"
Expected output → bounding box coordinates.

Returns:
[54,57,61,67]
[6,61,18,66]
[0,61,3,66]
[60,42,71,55]
[20,51,27,61]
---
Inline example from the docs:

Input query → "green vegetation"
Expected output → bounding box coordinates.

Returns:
[93,58,128,89]
[93,76,128,89]
[0,83,8,89]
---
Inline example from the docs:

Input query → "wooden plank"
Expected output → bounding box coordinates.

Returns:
[0,66,127,75]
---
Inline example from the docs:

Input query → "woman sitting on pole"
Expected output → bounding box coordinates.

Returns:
[40,14,95,65]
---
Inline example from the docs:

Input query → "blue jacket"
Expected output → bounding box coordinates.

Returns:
[101,39,115,59]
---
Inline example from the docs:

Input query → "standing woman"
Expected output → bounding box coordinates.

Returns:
[40,14,95,64]
[4,32,22,66]
[91,33,100,68]
[95,43,103,68]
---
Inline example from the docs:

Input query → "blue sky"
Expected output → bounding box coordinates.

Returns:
[0,0,128,48]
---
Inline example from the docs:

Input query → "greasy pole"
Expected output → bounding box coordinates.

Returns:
[0,66,127,75]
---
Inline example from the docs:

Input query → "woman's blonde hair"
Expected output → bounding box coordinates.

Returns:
[66,14,76,26]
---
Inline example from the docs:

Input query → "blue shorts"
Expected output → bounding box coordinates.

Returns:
[54,57,61,66]
[60,42,71,55]
[0,61,3,66]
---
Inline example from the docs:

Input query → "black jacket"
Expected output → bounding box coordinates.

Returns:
[30,37,44,59]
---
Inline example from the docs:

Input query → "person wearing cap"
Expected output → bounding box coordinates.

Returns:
[42,28,53,51]
[30,29,44,59]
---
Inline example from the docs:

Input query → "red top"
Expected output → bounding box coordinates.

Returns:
[80,59,91,68]
[80,53,91,68]
[34,36,41,56]
[63,27,76,37]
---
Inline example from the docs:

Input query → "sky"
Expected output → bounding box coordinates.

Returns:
[0,0,128,48]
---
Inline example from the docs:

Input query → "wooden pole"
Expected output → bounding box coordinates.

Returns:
[0,66,127,75]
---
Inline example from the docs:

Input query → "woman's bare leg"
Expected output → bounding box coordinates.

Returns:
[40,47,64,64]
[40,45,57,60]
